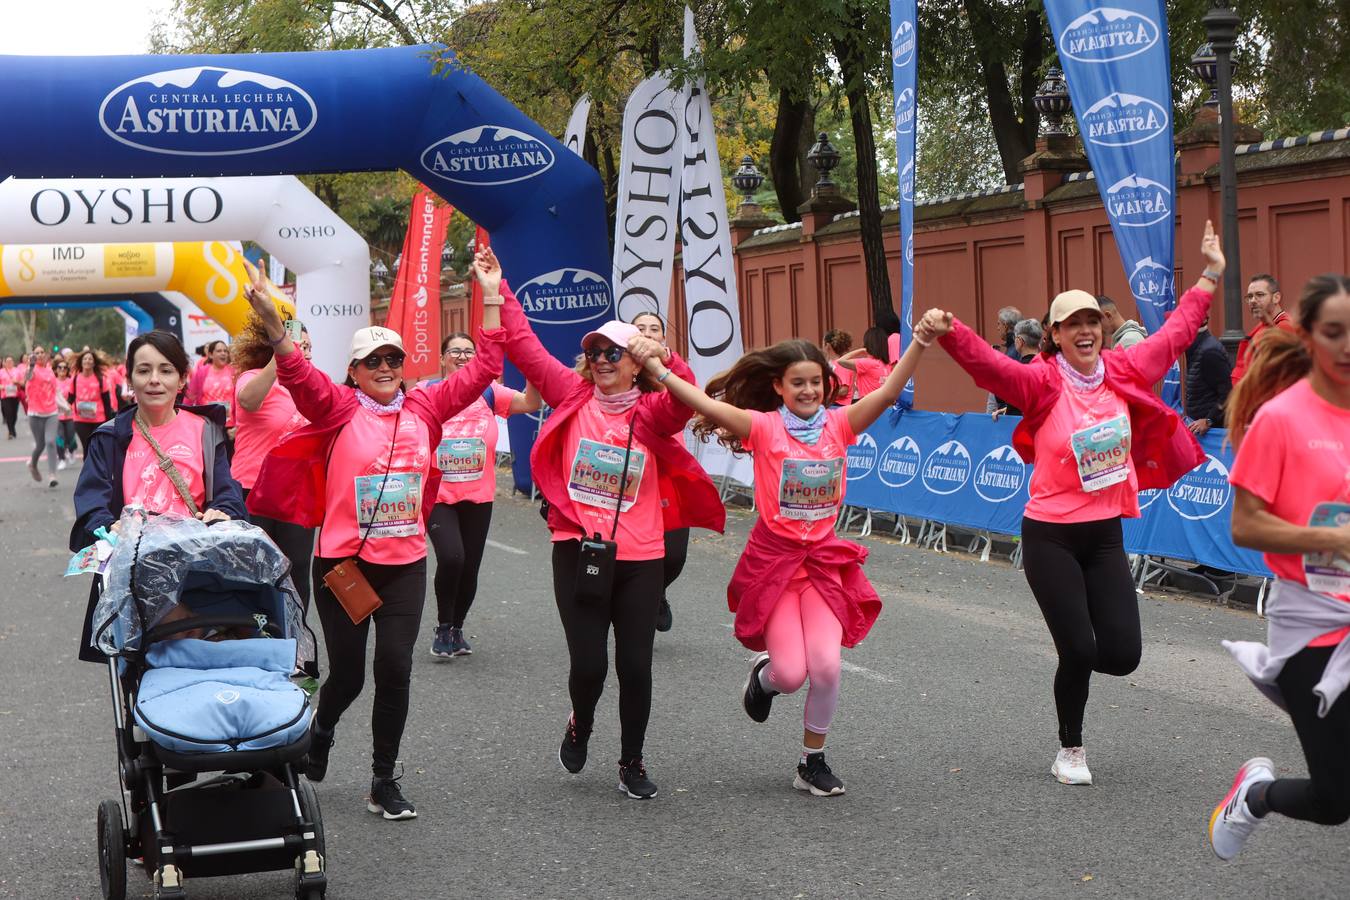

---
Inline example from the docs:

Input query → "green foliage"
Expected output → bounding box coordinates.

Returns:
[0,309,126,359]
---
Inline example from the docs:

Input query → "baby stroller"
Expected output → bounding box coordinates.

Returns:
[89,511,326,900]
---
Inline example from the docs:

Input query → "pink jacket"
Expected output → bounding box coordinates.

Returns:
[247,327,505,528]
[499,287,725,537]
[938,285,1211,491]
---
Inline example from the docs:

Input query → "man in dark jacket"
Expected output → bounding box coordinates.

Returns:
[1184,318,1233,438]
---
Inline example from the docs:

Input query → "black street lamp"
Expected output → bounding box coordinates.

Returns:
[1203,0,1245,361]
[1033,66,1072,137]
[805,132,841,191]
[731,155,764,200]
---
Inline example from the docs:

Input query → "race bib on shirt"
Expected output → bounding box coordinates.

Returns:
[1070,414,1131,492]
[76,400,99,418]
[1,384,15,398]
[435,437,487,483]
[567,438,645,512]
[1305,502,1350,594]
[354,472,423,539]
[778,457,845,521]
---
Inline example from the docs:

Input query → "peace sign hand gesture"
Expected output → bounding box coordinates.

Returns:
[242,259,286,344]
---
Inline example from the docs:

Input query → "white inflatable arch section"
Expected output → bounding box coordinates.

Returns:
[0,176,368,377]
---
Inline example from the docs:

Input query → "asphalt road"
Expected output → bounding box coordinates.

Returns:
[0,437,1345,899]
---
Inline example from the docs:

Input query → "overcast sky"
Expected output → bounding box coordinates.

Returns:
[0,1,175,55]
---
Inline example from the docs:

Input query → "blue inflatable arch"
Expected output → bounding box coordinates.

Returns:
[1,293,183,343]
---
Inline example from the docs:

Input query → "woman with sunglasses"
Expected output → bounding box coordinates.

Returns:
[243,259,505,822]
[423,332,541,659]
[53,358,76,468]
[484,247,724,801]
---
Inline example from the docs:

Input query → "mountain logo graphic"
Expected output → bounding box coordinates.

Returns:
[922,440,971,495]
[421,125,555,186]
[973,444,1025,503]
[516,268,611,326]
[1081,92,1169,148]
[1106,174,1172,228]
[1130,257,1173,309]
[878,435,921,488]
[1059,8,1161,64]
[846,433,878,481]
[1167,455,1232,521]
[892,21,916,67]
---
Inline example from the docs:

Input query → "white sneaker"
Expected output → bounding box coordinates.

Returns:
[1051,746,1093,785]
[1209,756,1275,861]
[56,459,68,471]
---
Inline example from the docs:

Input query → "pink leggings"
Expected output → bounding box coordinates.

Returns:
[761,576,844,734]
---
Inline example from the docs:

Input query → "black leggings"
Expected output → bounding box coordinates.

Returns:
[242,489,316,609]
[1020,516,1141,748]
[428,500,494,628]
[1,397,17,437]
[1267,645,1350,825]
[75,420,101,456]
[312,555,426,779]
[551,540,663,762]
[662,527,690,599]
[56,419,75,459]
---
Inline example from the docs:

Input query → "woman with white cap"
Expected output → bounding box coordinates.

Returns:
[919,221,1225,786]
[482,247,724,800]
[243,258,505,821]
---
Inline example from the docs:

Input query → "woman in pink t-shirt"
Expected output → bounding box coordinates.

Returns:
[0,356,19,439]
[197,340,237,457]
[22,346,61,487]
[69,350,114,457]
[53,358,76,468]
[642,325,933,796]
[834,326,892,399]
[1206,274,1350,860]
[821,329,854,407]
[424,331,541,659]
[923,223,1223,787]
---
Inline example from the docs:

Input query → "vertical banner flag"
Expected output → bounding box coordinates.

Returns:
[564,95,591,157]
[1045,2,1179,406]
[888,0,918,407]
[385,187,454,380]
[612,75,682,324]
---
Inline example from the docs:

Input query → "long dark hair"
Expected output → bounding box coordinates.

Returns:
[862,326,889,362]
[126,330,191,379]
[692,339,838,453]
[1226,273,1350,448]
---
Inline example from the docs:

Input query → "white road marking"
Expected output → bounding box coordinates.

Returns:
[840,660,898,684]
[485,539,528,556]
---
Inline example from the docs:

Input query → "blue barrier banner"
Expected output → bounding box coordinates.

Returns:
[844,409,1271,578]
[888,0,917,406]
[1044,3,1180,408]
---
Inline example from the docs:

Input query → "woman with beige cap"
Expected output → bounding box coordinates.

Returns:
[243,256,505,821]
[919,221,1225,786]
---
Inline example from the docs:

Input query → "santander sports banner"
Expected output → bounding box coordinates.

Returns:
[385,188,452,380]
[888,0,918,407]
[1045,3,1180,406]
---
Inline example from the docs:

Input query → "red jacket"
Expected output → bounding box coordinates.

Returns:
[938,285,1211,492]
[246,328,505,528]
[499,287,725,537]
[1231,310,1296,385]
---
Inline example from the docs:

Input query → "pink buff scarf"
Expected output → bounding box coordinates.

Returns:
[356,387,406,415]
[1055,352,1105,392]
[594,384,641,415]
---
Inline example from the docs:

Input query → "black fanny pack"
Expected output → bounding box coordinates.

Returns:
[573,417,636,606]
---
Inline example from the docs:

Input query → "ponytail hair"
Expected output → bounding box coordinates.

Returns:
[1226,273,1350,448]
[692,339,838,453]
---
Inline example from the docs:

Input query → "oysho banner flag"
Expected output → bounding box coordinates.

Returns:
[1046,2,1180,406]
[888,0,918,407]
[386,187,454,380]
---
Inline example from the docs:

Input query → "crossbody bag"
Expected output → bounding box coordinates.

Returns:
[574,415,637,607]
[134,414,201,517]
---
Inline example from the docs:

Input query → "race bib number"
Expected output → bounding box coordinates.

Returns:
[354,472,423,539]
[1070,414,1131,492]
[1,384,15,398]
[778,456,844,521]
[436,437,487,483]
[76,400,99,418]
[1305,502,1350,594]
[567,438,645,512]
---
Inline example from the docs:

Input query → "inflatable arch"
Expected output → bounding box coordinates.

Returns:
[0,295,155,338]
[0,46,613,486]
[0,175,364,377]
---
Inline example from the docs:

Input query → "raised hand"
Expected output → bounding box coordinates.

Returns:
[1200,219,1225,274]
[919,308,954,338]
[473,247,503,296]
[242,259,284,341]
[627,334,664,368]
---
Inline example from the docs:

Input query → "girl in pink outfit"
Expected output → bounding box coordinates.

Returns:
[921,222,1225,786]
[53,358,76,467]
[834,326,893,398]
[640,323,935,796]
[69,350,115,457]
[22,346,61,487]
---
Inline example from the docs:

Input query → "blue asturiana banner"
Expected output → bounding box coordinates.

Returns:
[1044,3,1181,408]
[888,0,917,406]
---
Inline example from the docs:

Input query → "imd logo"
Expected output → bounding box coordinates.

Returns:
[517,269,611,326]
[99,67,318,156]
[1129,257,1173,310]
[878,436,921,488]
[922,440,970,495]
[973,444,1025,503]
[1106,174,1172,228]
[1081,92,1169,147]
[422,126,555,186]
[893,88,915,134]
[846,433,878,482]
[892,21,916,68]
[1167,455,1232,521]
[1059,8,1161,63]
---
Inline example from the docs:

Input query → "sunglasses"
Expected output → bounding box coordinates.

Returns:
[584,345,625,364]
[357,351,406,370]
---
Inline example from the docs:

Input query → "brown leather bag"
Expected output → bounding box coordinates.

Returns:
[322,558,382,625]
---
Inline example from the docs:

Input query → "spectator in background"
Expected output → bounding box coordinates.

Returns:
[996,306,1023,359]
[835,327,891,399]
[1232,273,1296,385]
[877,309,902,365]
[822,329,854,406]
[1183,314,1233,438]
[992,318,1044,419]
[1098,296,1148,350]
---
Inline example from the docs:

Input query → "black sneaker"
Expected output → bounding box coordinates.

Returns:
[742,652,774,723]
[793,752,846,797]
[617,758,658,799]
[656,598,673,632]
[367,775,417,820]
[304,722,335,783]
[559,714,590,774]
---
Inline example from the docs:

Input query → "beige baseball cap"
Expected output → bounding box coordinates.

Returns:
[348,326,404,363]
[1048,290,1102,326]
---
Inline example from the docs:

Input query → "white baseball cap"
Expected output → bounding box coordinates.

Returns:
[348,326,404,364]
[1048,290,1102,327]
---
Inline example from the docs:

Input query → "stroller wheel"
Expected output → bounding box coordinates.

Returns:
[295,779,326,899]
[97,799,127,900]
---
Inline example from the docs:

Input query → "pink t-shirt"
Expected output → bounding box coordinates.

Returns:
[318,405,432,566]
[200,364,236,426]
[0,368,16,399]
[105,370,124,411]
[744,407,855,544]
[56,376,73,420]
[851,357,890,398]
[433,386,517,506]
[829,361,854,407]
[554,397,664,561]
[72,372,106,423]
[122,410,207,516]
[231,369,309,490]
[1230,378,1350,647]
[1023,383,1140,524]
[887,332,901,365]
[24,365,58,416]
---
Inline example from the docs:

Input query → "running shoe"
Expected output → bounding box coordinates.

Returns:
[430,624,453,659]
[48,477,58,489]
[742,652,774,723]
[1209,756,1275,861]
[618,758,658,799]
[367,775,417,820]
[56,458,68,471]
[449,626,472,656]
[656,598,673,632]
[1051,746,1093,785]
[794,752,846,796]
[559,714,590,774]
[304,723,336,783]
[27,461,39,482]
